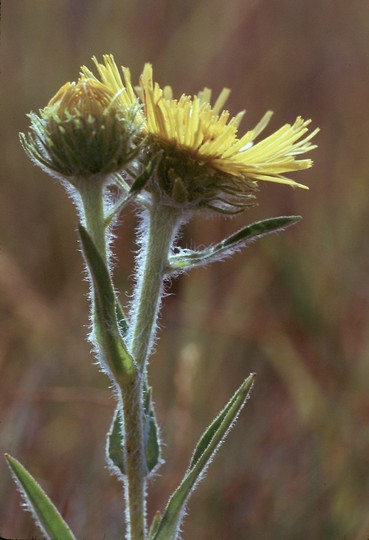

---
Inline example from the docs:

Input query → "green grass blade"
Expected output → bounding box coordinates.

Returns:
[5,454,77,540]
[152,374,255,540]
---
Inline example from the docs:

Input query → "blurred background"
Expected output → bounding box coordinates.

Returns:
[1,1,369,538]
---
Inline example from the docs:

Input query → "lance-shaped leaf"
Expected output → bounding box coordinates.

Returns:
[5,454,77,540]
[143,385,161,474]
[129,151,161,194]
[79,225,135,385]
[168,216,301,272]
[149,511,162,540]
[107,386,161,478]
[115,299,129,339]
[151,374,255,540]
[106,405,125,479]
[105,152,161,225]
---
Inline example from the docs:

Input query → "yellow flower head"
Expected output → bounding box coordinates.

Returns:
[140,64,318,187]
[136,64,319,211]
[30,54,318,213]
[48,78,115,121]
[81,55,142,123]
[84,55,319,212]
[20,75,139,180]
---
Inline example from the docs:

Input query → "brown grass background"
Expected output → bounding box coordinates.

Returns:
[1,1,369,538]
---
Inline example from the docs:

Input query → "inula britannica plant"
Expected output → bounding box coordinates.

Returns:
[7,54,319,540]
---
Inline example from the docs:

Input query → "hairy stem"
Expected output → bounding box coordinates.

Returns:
[122,376,146,540]
[121,203,181,539]
[78,177,107,261]
[128,204,181,370]
[78,178,145,539]
[80,181,180,539]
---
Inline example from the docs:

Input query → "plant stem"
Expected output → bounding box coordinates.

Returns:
[79,181,180,540]
[77,177,107,261]
[121,203,180,539]
[121,376,146,540]
[129,204,180,370]
[77,178,145,539]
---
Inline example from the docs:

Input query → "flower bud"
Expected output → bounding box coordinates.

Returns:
[20,77,139,182]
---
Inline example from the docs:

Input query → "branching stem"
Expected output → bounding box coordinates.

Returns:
[80,181,180,540]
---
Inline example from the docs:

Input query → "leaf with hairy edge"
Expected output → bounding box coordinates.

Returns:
[107,387,161,477]
[79,225,135,385]
[152,374,255,540]
[106,406,125,478]
[189,385,243,470]
[148,511,162,540]
[129,152,161,194]
[115,300,129,339]
[105,153,162,226]
[143,385,161,473]
[5,454,77,540]
[168,216,301,271]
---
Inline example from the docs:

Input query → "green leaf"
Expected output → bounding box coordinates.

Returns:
[79,225,135,385]
[129,152,161,194]
[189,385,244,470]
[148,511,162,540]
[168,216,302,271]
[79,224,115,312]
[107,389,161,477]
[105,152,162,225]
[143,386,161,473]
[152,374,255,540]
[5,454,77,540]
[115,299,129,339]
[106,406,125,478]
